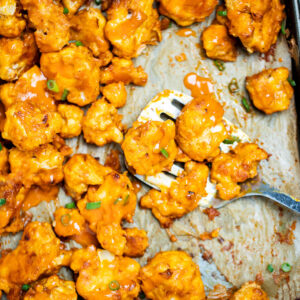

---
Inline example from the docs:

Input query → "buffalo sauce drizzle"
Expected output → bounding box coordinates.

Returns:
[176,28,196,37]
[184,72,214,98]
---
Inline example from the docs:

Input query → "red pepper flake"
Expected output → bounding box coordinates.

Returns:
[203,207,220,221]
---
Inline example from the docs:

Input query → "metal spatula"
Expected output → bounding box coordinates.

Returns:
[127,90,300,214]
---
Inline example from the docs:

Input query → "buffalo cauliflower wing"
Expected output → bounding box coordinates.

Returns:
[140,250,206,300]
[101,82,127,108]
[246,67,293,114]
[123,228,149,257]
[231,281,269,300]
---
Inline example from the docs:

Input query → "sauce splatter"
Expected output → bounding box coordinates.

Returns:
[176,28,196,37]
[184,72,214,98]
[175,53,187,62]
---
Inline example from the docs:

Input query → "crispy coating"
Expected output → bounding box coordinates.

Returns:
[123,228,149,257]
[54,207,85,237]
[70,246,141,300]
[0,222,72,294]
[211,143,268,200]
[24,275,77,300]
[101,82,127,108]
[58,104,83,139]
[202,24,237,62]
[63,154,112,200]
[70,7,112,64]
[0,33,38,81]
[0,66,56,112]
[0,0,26,38]
[20,0,70,52]
[105,0,161,58]
[176,96,228,162]
[141,161,209,227]
[246,67,293,114]
[9,144,65,188]
[62,0,87,15]
[100,57,148,86]
[140,251,205,300]
[40,45,101,106]
[231,281,269,300]
[2,101,62,151]
[225,0,285,53]
[122,120,177,176]
[158,0,218,26]
[83,98,124,146]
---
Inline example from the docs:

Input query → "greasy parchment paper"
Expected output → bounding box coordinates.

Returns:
[1,9,300,300]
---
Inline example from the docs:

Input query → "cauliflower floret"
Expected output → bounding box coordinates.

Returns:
[246,67,293,114]
[83,98,124,147]
[122,120,178,176]
[141,161,209,227]
[0,33,37,81]
[58,104,83,139]
[40,45,101,106]
[123,228,149,257]
[140,251,206,300]
[202,24,237,62]
[231,281,269,300]
[101,82,127,108]
[104,0,161,58]
[20,0,70,52]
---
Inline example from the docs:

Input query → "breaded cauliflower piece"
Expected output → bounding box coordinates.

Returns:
[225,0,285,53]
[202,24,237,62]
[40,45,101,106]
[24,275,77,300]
[0,66,56,112]
[122,120,178,176]
[70,246,141,299]
[63,154,112,200]
[158,0,218,26]
[246,67,293,114]
[141,161,209,227]
[70,7,112,64]
[101,82,127,108]
[0,33,38,81]
[0,222,72,295]
[211,142,268,200]
[100,57,148,86]
[105,0,161,58]
[58,104,83,139]
[62,0,87,15]
[83,98,124,146]
[2,101,62,151]
[0,0,26,38]
[176,96,228,162]
[20,0,70,52]
[140,251,206,300]
[231,281,269,300]
[9,144,65,188]
[123,228,149,257]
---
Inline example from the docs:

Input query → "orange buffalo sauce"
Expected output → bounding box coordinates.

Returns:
[184,72,214,98]
[72,223,99,247]
[176,28,197,37]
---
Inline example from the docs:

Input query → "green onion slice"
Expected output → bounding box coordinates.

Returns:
[267,264,274,273]
[213,60,225,71]
[69,40,83,47]
[61,89,69,100]
[0,143,2,151]
[61,214,71,226]
[217,10,227,16]
[86,201,101,210]
[228,78,239,94]
[281,19,286,35]
[288,78,296,87]
[160,148,169,158]
[223,136,241,144]
[47,80,59,93]
[95,0,101,4]
[123,194,130,205]
[65,202,76,209]
[281,262,292,272]
[22,284,30,291]
[0,198,6,207]
[108,280,120,291]
[114,198,122,205]
[63,7,69,14]
[241,97,251,113]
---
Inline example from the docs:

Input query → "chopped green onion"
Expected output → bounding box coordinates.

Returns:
[61,89,69,101]
[281,19,286,35]
[61,214,71,226]
[267,264,274,273]
[21,284,30,291]
[123,194,130,205]
[139,291,146,299]
[213,60,225,71]
[168,21,172,28]
[217,10,227,16]
[114,198,122,205]
[241,97,251,113]
[0,143,2,151]
[288,78,296,87]
[63,7,69,14]
[47,80,59,93]
[69,40,84,47]
[223,136,241,144]
[0,198,6,207]
[65,202,76,209]
[95,0,101,4]
[281,262,292,272]
[114,194,130,205]
[228,78,239,94]
[160,148,169,158]
[108,280,120,291]
[86,201,101,210]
